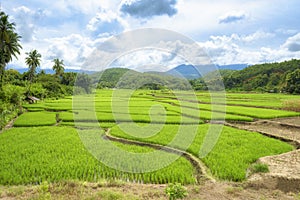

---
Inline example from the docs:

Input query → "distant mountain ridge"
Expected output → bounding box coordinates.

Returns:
[10,63,247,79]
[10,68,94,74]
[166,64,248,79]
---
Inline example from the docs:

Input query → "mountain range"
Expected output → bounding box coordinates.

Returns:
[11,63,248,80]
[165,64,248,79]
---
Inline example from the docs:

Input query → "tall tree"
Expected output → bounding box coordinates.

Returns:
[285,69,300,94]
[0,11,22,89]
[52,58,65,77]
[25,49,41,95]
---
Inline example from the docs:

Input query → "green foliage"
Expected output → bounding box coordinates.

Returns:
[29,83,47,99]
[75,73,92,94]
[94,68,192,90]
[285,68,300,94]
[93,68,131,88]
[0,11,22,89]
[191,59,300,94]
[0,102,21,129]
[165,183,188,200]
[52,58,65,77]
[38,181,51,200]
[25,49,41,95]
[4,69,23,85]
[0,84,25,105]
[61,72,76,86]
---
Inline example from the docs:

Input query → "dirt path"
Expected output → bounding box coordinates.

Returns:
[105,129,214,184]
[0,116,18,133]
[271,116,300,127]
[227,118,300,192]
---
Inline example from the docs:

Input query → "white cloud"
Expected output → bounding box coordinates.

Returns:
[219,10,247,24]
[87,8,127,37]
[241,31,275,43]
[4,0,300,70]
[200,31,300,65]
[12,6,36,42]
[111,49,185,72]
[282,33,300,52]
[83,29,212,72]
[44,34,95,68]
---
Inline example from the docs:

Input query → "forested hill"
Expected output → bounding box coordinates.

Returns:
[190,59,300,94]
[92,59,300,93]
[91,68,192,90]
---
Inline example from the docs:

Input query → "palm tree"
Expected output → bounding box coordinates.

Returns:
[52,58,65,77]
[0,11,22,89]
[25,49,41,95]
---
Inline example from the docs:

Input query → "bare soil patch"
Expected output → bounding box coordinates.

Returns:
[271,116,300,127]
[226,118,300,147]
[227,117,300,193]
[0,181,298,200]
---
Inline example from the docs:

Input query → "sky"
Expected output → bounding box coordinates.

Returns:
[1,0,300,72]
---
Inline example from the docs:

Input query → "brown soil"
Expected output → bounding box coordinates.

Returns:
[247,149,300,193]
[226,118,300,148]
[227,117,300,193]
[0,117,17,134]
[271,117,300,127]
[0,180,299,200]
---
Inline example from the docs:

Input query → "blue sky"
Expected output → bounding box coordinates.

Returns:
[2,0,300,71]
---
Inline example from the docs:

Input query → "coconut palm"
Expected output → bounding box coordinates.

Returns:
[25,49,41,95]
[52,58,65,77]
[0,11,22,89]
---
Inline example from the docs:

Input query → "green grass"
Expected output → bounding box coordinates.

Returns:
[110,124,293,181]
[0,127,196,185]
[250,163,269,173]
[13,112,57,127]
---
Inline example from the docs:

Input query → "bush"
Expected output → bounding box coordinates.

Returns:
[0,84,25,105]
[165,183,188,200]
[29,83,47,99]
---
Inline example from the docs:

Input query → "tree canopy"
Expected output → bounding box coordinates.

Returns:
[52,58,65,77]
[0,11,22,89]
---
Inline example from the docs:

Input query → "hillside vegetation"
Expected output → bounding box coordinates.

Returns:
[93,68,191,90]
[191,59,300,94]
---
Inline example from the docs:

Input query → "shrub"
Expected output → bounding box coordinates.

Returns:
[165,183,188,200]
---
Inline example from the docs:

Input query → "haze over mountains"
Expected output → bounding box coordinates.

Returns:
[11,63,248,79]
[166,64,248,79]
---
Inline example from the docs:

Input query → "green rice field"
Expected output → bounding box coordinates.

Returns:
[1,89,299,185]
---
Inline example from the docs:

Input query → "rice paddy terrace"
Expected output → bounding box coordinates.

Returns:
[1,89,299,194]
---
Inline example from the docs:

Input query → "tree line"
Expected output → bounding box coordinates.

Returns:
[0,11,90,129]
[190,59,300,94]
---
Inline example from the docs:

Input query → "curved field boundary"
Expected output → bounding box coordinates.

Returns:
[152,95,288,110]
[225,121,300,149]
[104,129,214,184]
